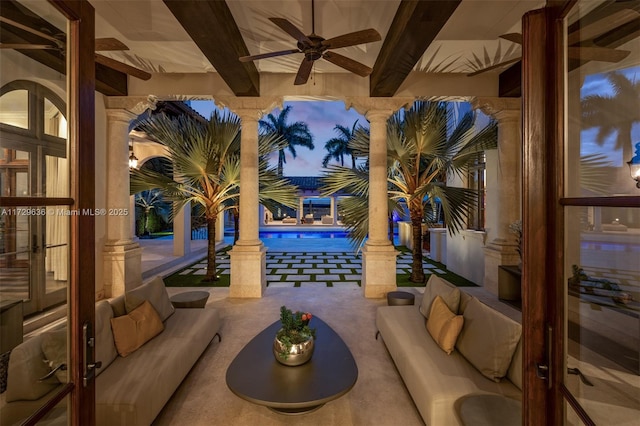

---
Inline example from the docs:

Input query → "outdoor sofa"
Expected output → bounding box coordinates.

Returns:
[376,275,522,425]
[1,277,221,426]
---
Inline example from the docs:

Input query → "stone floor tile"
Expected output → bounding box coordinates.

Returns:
[267,282,295,288]
[329,269,352,274]
[275,268,296,274]
[300,281,327,286]
[344,274,362,280]
[331,282,360,289]
[179,269,193,275]
[266,275,281,281]
[316,274,340,280]
[193,270,206,275]
[302,269,327,274]
[285,275,311,281]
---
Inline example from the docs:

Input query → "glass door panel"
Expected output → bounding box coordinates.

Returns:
[563,1,640,423]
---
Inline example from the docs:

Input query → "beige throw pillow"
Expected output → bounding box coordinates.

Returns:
[111,300,164,357]
[124,276,175,321]
[426,295,464,355]
[455,297,522,382]
[41,328,68,383]
[420,275,461,318]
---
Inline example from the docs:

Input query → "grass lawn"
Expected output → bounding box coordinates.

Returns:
[163,245,476,288]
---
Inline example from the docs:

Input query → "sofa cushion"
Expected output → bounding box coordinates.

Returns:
[507,339,523,390]
[95,300,118,376]
[124,276,175,321]
[419,275,460,318]
[6,335,59,402]
[456,297,522,382]
[426,296,464,355]
[41,328,67,383]
[111,300,164,357]
[376,305,522,425]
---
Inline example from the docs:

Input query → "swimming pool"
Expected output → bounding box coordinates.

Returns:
[258,231,349,239]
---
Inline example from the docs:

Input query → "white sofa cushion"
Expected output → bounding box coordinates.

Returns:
[420,275,461,318]
[456,297,522,382]
[95,300,118,376]
[124,276,175,321]
[5,335,59,402]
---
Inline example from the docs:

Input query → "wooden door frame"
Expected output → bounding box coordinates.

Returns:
[522,1,575,424]
[1,0,98,424]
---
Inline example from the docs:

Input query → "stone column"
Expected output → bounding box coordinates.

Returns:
[173,202,191,256]
[222,97,281,297]
[298,197,304,223]
[344,97,411,298]
[359,108,399,297]
[473,97,522,296]
[103,108,143,296]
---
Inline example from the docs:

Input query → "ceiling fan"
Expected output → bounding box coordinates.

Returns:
[0,16,151,80]
[239,0,381,85]
[468,8,638,77]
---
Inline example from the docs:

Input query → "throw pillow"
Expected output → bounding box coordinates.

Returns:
[41,328,68,383]
[111,300,164,357]
[455,297,522,382]
[426,295,464,355]
[124,276,175,321]
[419,275,461,318]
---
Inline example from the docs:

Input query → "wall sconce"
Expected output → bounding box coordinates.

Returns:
[627,142,640,189]
[128,140,138,169]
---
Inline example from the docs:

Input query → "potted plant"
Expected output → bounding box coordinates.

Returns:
[273,306,316,366]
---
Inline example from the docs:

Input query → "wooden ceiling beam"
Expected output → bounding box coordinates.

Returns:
[0,0,127,96]
[163,0,260,97]
[370,0,462,97]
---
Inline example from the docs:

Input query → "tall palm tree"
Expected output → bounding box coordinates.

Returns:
[321,101,497,283]
[130,110,298,282]
[322,120,359,169]
[582,71,640,162]
[259,105,315,176]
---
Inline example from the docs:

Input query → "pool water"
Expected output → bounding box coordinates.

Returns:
[259,231,349,239]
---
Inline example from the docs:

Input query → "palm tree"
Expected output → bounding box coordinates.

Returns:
[259,105,315,176]
[135,190,169,237]
[582,71,640,162]
[130,109,298,282]
[322,101,497,283]
[322,120,359,169]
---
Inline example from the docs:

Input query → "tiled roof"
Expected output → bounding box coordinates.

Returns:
[285,176,322,190]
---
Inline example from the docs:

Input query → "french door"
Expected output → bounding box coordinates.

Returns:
[0,0,96,424]
[523,1,639,424]
[1,120,69,316]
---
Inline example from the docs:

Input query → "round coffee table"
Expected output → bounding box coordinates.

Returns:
[387,291,415,306]
[170,291,210,308]
[226,316,358,414]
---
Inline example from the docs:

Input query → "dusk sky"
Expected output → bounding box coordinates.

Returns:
[190,100,367,176]
[190,65,639,174]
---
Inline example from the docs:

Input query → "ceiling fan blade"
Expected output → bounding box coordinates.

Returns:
[95,54,151,80]
[322,51,371,77]
[95,38,129,51]
[499,33,523,45]
[568,9,640,45]
[0,43,57,50]
[269,18,312,46]
[239,49,300,62]
[0,16,63,48]
[466,57,521,77]
[322,28,381,49]
[294,58,314,85]
[568,46,631,63]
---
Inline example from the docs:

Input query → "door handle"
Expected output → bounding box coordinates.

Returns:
[82,321,102,387]
[568,367,594,386]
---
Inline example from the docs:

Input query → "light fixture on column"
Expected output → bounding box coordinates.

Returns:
[627,142,640,189]
[128,140,139,169]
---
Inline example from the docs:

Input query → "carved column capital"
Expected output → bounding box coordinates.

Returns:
[471,97,521,122]
[216,96,283,119]
[104,95,158,116]
[343,97,413,118]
